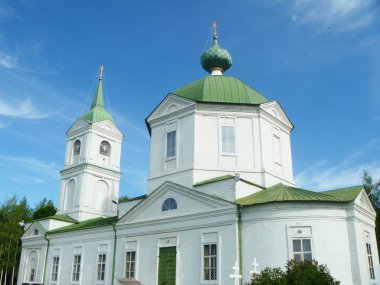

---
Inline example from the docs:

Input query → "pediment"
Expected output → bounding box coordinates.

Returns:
[23,221,46,239]
[118,181,235,224]
[147,94,196,123]
[355,190,376,214]
[92,120,123,136]
[260,101,293,129]
[66,118,90,134]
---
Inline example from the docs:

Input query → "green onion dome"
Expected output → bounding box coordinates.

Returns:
[201,39,232,73]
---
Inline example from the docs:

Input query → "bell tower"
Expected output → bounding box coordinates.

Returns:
[57,66,124,222]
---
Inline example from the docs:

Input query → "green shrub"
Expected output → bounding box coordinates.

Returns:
[246,260,340,285]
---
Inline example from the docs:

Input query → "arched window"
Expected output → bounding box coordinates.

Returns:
[100,141,111,156]
[73,140,81,155]
[94,180,109,212]
[28,251,38,282]
[162,198,177,211]
[65,179,76,210]
[33,229,38,235]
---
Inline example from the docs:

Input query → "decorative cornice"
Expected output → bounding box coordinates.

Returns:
[149,106,196,127]
[118,207,237,230]
[259,109,293,133]
[117,219,236,238]
[60,163,122,177]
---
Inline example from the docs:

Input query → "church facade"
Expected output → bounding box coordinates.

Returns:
[18,27,379,285]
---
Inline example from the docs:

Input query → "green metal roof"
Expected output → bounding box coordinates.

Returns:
[322,185,364,201]
[48,216,117,235]
[194,174,234,187]
[36,214,78,223]
[81,76,113,123]
[237,183,363,206]
[174,75,269,105]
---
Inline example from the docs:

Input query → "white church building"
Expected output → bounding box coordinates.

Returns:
[18,26,379,285]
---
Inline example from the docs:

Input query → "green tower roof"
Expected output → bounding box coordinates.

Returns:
[81,66,113,123]
[174,75,269,105]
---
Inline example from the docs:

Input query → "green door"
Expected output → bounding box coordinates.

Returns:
[158,246,176,285]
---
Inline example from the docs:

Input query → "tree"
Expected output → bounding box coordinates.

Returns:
[0,195,58,284]
[0,195,33,285]
[32,198,57,220]
[362,170,380,205]
[285,260,340,285]
[246,260,340,285]
[362,170,380,259]
[118,194,129,203]
[248,267,287,285]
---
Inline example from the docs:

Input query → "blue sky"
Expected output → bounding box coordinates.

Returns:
[0,0,379,207]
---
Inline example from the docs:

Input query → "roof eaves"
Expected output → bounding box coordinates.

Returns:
[34,214,78,224]
[322,185,363,201]
[238,199,352,207]
[47,216,117,235]
[193,174,234,187]
[239,178,265,189]
[128,194,147,201]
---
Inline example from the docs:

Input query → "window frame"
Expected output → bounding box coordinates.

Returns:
[292,238,312,262]
[29,267,36,282]
[125,250,136,279]
[50,255,60,283]
[220,125,236,155]
[366,242,375,280]
[166,130,177,160]
[71,254,82,283]
[364,232,376,280]
[203,243,218,282]
[73,139,81,156]
[27,251,38,283]
[272,133,282,165]
[99,141,111,157]
[162,198,178,212]
[96,253,107,282]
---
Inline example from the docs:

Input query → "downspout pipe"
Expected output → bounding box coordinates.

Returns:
[238,205,243,285]
[112,223,117,285]
[42,233,50,284]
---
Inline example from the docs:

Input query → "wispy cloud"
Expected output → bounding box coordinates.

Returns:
[0,2,14,18]
[112,111,150,140]
[0,121,10,128]
[295,138,380,190]
[8,174,44,184]
[0,52,18,69]
[0,98,49,119]
[291,0,378,32]
[295,160,380,191]
[0,154,58,179]
[373,116,380,121]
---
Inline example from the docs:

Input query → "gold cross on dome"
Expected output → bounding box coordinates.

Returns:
[213,20,218,39]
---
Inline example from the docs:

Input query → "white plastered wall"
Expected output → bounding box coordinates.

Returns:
[57,119,123,221]
[148,100,294,195]
[44,228,115,285]
[240,201,378,285]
